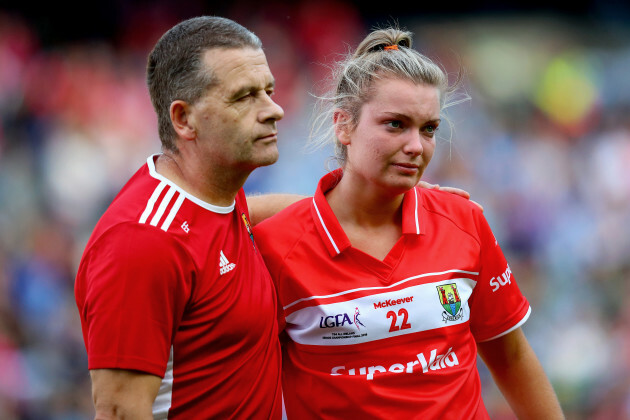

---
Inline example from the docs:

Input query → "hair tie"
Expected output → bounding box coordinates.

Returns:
[384,45,399,51]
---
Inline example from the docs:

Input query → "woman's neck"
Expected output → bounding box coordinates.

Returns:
[327,171,404,228]
[325,171,406,261]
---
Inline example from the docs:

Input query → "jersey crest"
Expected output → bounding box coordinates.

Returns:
[437,283,463,322]
[241,213,256,250]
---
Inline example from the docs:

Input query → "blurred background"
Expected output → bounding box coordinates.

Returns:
[0,0,629,418]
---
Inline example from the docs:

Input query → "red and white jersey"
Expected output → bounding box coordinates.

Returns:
[254,170,530,420]
[75,155,282,419]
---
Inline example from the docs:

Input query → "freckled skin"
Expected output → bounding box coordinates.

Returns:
[341,77,441,199]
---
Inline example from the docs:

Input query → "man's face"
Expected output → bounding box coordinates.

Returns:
[188,47,284,172]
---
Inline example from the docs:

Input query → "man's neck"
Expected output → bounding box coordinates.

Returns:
[155,153,248,207]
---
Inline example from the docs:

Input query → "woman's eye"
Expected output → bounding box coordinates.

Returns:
[424,125,439,134]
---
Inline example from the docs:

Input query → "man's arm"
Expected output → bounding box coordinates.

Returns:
[90,368,162,419]
[477,328,564,419]
[247,183,481,226]
[246,194,306,226]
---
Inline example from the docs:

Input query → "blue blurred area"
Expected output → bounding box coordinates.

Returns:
[0,2,629,419]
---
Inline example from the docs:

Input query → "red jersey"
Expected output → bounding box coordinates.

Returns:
[75,155,282,419]
[254,170,530,420]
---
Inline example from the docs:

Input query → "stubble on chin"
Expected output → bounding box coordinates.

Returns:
[244,142,279,168]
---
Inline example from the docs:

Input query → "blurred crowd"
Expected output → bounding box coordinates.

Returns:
[0,2,629,419]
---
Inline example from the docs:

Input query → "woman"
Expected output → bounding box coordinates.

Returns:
[253,28,564,419]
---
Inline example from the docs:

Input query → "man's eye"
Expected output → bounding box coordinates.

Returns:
[387,121,402,129]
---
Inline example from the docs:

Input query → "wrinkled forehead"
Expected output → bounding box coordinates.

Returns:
[202,47,273,87]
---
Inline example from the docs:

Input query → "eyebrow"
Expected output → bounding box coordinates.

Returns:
[228,79,276,101]
[382,112,441,124]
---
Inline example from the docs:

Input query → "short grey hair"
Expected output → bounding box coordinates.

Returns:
[146,16,262,151]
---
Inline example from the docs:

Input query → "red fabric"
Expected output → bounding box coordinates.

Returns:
[254,169,529,419]
[76,155,282,419]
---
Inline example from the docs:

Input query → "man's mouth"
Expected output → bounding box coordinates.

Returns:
[256,132,278,141]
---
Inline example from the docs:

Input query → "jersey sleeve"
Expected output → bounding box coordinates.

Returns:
[76,223,193,377]
[467,208,531,342]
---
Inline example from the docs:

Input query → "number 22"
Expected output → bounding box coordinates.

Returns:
[387,308,411,332]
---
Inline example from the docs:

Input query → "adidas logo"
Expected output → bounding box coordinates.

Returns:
[219,250,236,275]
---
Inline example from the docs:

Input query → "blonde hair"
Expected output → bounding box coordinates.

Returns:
[308,27,466,166]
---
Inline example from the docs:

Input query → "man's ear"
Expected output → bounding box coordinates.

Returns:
[333,109,352,146]
[170,100,196,141]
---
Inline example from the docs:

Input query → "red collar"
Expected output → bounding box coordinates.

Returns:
[311,169,426,257]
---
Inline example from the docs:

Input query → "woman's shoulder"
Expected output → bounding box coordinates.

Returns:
[253,196,316,266]
[253,196,314,237]
[418,187,484,231]
[420,187,480,211]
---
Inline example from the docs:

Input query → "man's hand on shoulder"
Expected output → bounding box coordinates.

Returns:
[417,180,484,212]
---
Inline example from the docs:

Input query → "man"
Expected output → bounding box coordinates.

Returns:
[75,16,284,419]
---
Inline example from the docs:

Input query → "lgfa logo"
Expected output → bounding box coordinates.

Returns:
[320,307,366,331]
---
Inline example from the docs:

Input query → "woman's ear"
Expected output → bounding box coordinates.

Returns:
[333,109,352,146]
[170,100,196,141]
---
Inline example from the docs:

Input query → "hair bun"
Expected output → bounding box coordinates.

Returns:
[368,43,399,53]
[355,29,413,57]
[398,38,411,48]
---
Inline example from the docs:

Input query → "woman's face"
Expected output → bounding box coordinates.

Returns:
[339,77,441,196]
